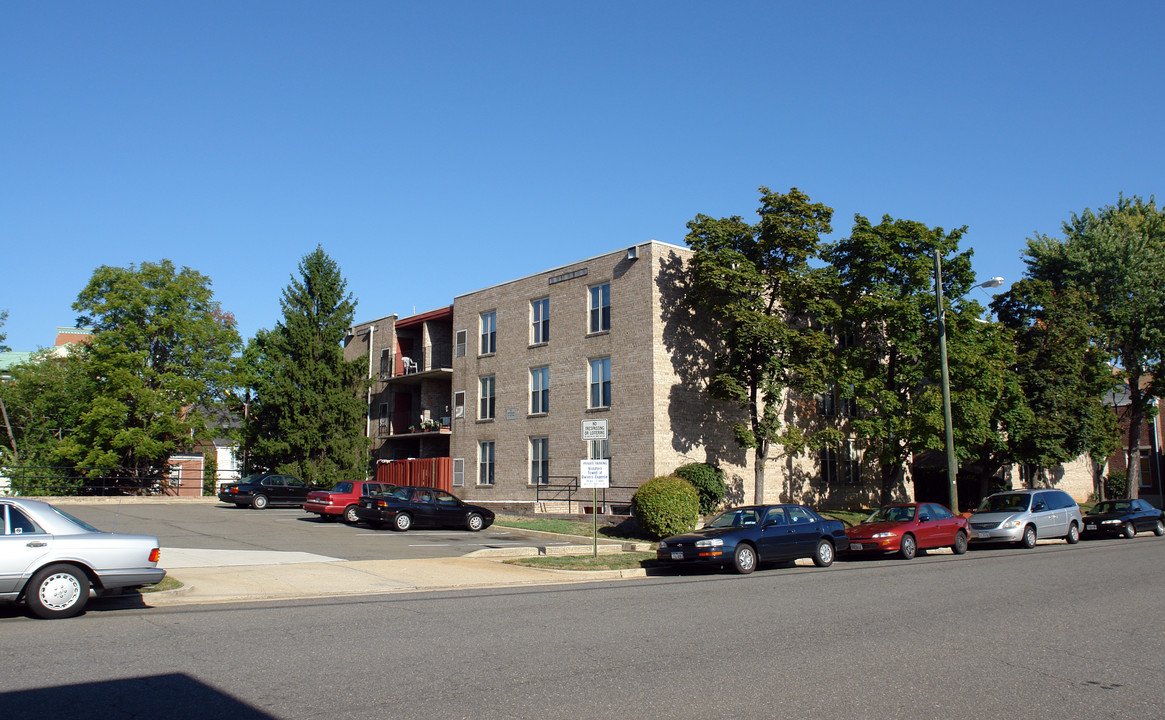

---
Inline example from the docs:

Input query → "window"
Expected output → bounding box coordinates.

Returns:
[453,391,466,419]
[1137,446,1153,488]
[818,385,856,419]
[589,357,611,408]
[820,442,860,486]
[452,458,464,487]
[530,366,550,414]
[588,438,610,461]
[531,297,550,344]
[480,311,496,355]
[530,437,549,485]
[787,506,816,524]
[589,283,610,333]
[479,376,495,420]
[478,441,495,485]
[455,330,467,358]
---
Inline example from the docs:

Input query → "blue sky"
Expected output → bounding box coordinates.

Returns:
[3,1,1162,351]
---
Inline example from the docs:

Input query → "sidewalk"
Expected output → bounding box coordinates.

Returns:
[145,543,657,606]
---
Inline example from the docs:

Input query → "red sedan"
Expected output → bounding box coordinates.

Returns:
[844,502,969,559]
[304,480,394,523]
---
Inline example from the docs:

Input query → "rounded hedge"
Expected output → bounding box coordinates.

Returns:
[631,475,700,540]
[673,462,727,514]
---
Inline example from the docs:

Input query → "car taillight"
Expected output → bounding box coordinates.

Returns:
[149,548,161,563]
[229,487,238,494]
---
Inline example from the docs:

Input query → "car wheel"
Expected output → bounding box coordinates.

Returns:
[1021,524,1037,548]
[393,513,412,532]
[343,505,359,524]
[899,534,917,560]
[952,530,968,555]
[813,539,835,567]
[466,513,485,532]
[1124,521,1136,539]
[26,564,90,620]
[1066,522,1080,544]
[732,543,757,574]
[1154,519,1164,537]
[252,494,269,510]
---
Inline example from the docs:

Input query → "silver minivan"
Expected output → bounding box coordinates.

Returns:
[968,489,1083,548]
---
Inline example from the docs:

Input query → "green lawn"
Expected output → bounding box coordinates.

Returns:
[503,552,658,571]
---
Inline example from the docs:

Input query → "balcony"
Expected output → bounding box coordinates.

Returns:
[379,344,453,383]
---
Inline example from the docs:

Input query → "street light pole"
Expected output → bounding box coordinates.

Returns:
[934,251,958,512]
[934,256,1004,513]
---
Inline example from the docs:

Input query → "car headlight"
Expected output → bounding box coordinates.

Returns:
[1001,520,1022,529]
[657,541,668,549]
[1101,519,1121,525]
[694,538,724,548]
[871,532,894,538]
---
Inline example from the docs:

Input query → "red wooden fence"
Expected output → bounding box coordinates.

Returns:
[375,457,452,493]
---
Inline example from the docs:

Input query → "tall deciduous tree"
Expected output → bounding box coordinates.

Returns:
[64,261,240,476]
[1021,196,1165,498]
[245,247,368,485]
[685,187,837,504]
[825,214,1000,504]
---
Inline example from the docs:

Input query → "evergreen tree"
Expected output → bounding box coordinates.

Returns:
[245,246,368,485]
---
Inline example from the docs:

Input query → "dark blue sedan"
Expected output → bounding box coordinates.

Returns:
[1082,499,1165,539]
[656,504,850,574]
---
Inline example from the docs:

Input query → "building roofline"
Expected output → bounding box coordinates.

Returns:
[453,240,688,301]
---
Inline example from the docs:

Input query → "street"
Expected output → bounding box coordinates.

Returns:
[2,533,1162,719]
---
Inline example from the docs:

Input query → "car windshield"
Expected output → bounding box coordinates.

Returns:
[978,494,1031,513]
[46,505,101,533]
[865,506,915,523]
[1093,501,1131,514]
[706,508,761,528]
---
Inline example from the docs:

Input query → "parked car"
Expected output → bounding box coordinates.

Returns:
[968,489,1083,548]
[1082,499,1165,539]
[655,504,850,575]
[0,498,166,619]
[354,485,495,531]
[217,473,314,509]
[304,480,395,523]
[844,502,969,559]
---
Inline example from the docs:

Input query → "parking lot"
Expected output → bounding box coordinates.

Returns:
[56,499,568,562]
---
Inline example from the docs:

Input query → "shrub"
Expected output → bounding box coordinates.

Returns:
[631,476,699,540]
[1105,471,1127,499]
[673,462,727,514]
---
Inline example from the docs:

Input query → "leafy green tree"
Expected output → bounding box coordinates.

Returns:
[991,279,1119,495]
[0,309,9,352]
[245,247,368,486]
[61,260,241,477]
[685,187,837,504]
[824,214,1011,505]
[1020,196,1165,498]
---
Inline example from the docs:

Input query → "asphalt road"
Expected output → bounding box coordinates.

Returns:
[2,532,1162,719]
[55,500,568,560]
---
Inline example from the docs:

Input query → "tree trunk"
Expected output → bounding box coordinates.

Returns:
[754,442,767,505]
[1126,377,1144,500]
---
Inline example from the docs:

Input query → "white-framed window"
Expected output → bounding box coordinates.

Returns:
[820,441,860,486]
[530,437,549,485]
[480,311,496,355]
[455,330,467,358]
[531,297,550,344]
[479,376,495,420]
[530,366,549,414]
[453,391,466,420]
[452,458,464,487]
[818,385,856,419]
[378,403,389,434]
[478,441,495,486]
[589,283,610,333]
[589,357,611,408]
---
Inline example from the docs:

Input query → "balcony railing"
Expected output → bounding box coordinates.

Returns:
[379,343,453,380]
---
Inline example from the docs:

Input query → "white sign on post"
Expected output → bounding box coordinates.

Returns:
[579,459,610,489]
[582,419,608,441]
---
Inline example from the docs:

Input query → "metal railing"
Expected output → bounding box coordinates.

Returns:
[533,476,637,514]
[0,466,206,497]
[379,344,454,380]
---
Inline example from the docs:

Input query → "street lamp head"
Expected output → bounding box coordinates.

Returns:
[978,277,1004,289]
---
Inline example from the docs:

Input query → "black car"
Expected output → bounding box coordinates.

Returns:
[217,473,315,509]
[656,504,850,574]
[1082,499,1165,539]
[354,485,495,532]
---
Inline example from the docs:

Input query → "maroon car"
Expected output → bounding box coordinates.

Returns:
[844,502,969,559]
[304,480,394,523]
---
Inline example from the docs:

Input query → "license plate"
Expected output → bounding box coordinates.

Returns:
[1086,524,1096,530]
[850,543,863,550]
[671,552,683,560]
[977,532,992,539]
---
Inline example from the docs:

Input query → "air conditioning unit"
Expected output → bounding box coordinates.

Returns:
[454,406,464,419]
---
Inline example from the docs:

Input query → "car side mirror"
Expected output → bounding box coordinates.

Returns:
[1034,503,1046,511]
[918,515,930,523]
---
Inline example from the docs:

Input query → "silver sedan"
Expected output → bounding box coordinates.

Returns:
[0,497,166,619]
